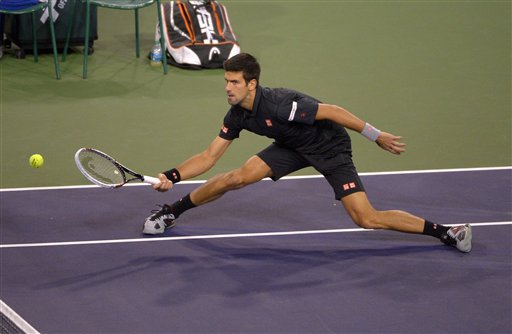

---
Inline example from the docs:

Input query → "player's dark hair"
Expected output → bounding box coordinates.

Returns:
[223,53,260,85]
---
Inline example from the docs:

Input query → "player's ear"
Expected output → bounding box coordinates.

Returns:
[247,78,257,90]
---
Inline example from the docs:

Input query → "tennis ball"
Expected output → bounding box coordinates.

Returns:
[29,154,44,168]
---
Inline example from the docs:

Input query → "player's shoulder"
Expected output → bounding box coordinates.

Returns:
[261,86,319,104]
[261,86,298,101]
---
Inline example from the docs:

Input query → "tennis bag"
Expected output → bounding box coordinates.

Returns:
[158,0,240,69]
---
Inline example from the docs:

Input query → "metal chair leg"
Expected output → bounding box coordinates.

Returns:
[47,1,61,79]
[156,0,168,74]
[31,12,38,62]
[83,0,90,79]
[135,9,140,58]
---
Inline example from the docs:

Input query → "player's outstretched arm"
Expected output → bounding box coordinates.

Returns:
[315,103,406,155]
[153,136,232,192]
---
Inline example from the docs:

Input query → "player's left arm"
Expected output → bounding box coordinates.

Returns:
[315,103,406,155]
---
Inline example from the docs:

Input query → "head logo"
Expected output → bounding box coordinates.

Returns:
[209,47,221,60]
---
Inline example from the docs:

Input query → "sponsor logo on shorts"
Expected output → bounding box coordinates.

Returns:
[265,119,273,127]
[342,182,357,191]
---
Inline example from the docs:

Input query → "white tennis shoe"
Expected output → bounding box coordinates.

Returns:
[446,224,472,253]
[143,204,176,234]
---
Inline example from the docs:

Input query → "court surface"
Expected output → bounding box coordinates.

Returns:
[1,1,510,332]
[1,168,511,333]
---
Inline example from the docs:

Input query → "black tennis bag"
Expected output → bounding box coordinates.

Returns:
[157,0,240,69]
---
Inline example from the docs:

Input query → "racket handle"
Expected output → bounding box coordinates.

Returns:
[143,175,160,185]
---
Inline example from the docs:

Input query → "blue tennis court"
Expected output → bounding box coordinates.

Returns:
[1,168,510,333]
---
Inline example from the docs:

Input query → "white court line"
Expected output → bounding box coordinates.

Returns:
[0,299,39,334]
[1,221,510,249]
[0,166,510,192]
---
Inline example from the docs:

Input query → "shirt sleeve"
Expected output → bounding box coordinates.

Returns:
[218,109,242,140]
[276,95,318,125]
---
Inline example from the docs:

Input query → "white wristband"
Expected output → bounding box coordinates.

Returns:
[361,123,381,142]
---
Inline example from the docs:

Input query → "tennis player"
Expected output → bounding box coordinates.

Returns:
[144,53,472,253]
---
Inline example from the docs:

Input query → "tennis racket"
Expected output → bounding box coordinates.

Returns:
[74,148,160,188]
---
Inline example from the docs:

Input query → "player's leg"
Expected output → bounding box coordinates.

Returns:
[316,153,472,252]
[340,191,425,233]
[181,143,309,215]
[143,155,271,234]
[318,158,425,232]
[190,155,273,205]
[340,191,472,252]
[184,142,309,212]
[143,143,309,234]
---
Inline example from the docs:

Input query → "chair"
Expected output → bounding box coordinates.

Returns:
[62,0,168,79]
[0,1,61,79]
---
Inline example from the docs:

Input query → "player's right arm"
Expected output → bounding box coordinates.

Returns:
[177,136,232,179]
[153,136,232,192]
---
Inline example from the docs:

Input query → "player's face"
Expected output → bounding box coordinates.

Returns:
[224,71,255,107]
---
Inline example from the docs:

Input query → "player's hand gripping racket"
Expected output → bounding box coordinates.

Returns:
[74,148,160,188]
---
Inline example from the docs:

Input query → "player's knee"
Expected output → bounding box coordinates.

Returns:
[353,216,375,229]
[349,211,379,230]
[222,170,248,190]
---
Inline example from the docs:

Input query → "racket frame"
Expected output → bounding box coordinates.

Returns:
[74,148,158,188]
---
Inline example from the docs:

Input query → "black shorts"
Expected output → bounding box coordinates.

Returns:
[257,143,365,200]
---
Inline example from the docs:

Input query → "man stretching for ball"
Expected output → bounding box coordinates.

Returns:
[143,53,472,253]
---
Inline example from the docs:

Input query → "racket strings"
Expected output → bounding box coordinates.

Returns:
[77,151,125,186]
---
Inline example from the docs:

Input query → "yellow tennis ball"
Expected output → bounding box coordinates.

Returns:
[29,154,44,168]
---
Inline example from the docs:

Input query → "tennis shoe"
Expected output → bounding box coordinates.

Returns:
[442,224,472,253]
[142,204,176,235]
